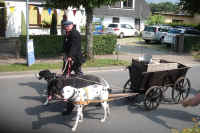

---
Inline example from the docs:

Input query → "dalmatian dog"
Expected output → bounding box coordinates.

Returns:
[62,79,110,132]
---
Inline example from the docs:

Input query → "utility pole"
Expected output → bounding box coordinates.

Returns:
[26,0,29,65]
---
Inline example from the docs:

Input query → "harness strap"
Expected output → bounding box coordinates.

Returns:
[67,60,71,77]
[73,99,113,105]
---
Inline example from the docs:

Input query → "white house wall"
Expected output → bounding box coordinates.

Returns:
[5,2,86,37]
[101,16,135,28]
[97,15,145,31]
[66,8,86,32]
[5,1,26,38]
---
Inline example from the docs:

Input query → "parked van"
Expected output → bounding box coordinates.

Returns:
[142,25,171,43]
[106,23,139,38]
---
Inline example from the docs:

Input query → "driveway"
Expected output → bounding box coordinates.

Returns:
[98,37,200,66]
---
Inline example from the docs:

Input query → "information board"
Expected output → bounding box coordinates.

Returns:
[27,39,35,66]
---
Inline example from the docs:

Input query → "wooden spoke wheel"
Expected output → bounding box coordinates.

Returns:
[161,77,174,101]
[123,79,131,93]
[172,77,191,103]
[144,86,162,110]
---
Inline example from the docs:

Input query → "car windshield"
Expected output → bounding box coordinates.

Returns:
[144,26,156,32]
[159,28,168,32]
[108,24,118,28]
[168,29,182,34]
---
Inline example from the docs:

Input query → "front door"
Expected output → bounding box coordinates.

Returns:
[0,3,5,37]
[135,18,140,31]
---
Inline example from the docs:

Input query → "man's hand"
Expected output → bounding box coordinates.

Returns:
[67,57,72,61]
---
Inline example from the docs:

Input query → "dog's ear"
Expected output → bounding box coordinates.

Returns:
[38,69,52,80]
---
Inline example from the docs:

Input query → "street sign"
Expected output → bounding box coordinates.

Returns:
[27,39,35,66]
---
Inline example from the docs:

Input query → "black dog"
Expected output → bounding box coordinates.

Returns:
[36,69,111,115]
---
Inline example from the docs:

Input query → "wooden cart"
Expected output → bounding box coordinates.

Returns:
[123,59,191,110]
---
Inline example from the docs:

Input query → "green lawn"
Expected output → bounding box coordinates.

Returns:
[0,59,129,72]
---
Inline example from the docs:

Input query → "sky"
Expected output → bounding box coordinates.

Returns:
[145,0,179,3]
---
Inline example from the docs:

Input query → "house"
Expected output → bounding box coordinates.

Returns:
[0,0,86,38]
[94,0,150,31]
[153,12,200,25]
[0,0,150,38]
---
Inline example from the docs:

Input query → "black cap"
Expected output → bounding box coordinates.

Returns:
[63,21,73,27]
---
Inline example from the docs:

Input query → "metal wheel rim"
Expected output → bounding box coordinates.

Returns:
[144,86,162,110]
[123,79,131,93]
[172,77,191,103]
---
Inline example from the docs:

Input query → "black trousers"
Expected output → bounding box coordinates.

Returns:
[62,56,83,75]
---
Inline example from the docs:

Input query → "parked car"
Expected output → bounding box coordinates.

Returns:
[106,23,139,38]
[163,28,185,46]
[142,25,171,43]
[184,29,200,35]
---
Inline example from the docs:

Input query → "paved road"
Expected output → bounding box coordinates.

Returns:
[0,66,200,133]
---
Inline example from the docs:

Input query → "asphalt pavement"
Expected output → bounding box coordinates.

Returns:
[0,67,200,133]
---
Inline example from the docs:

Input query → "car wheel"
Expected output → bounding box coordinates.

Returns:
[145,40,151,44]
[160,37,164,44]
[119,33,124,39]
[135,32,139,36]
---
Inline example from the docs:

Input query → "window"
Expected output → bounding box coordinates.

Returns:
[112,17,119,23]
[29,7,38,25]
[126,24,133,29]
[110,1,121,8]
[41,9,52,25]
[123,0,133,9]
[108,24,118,28]
[172,19,184,24]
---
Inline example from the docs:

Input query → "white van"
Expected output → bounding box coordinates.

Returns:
[142,25,171,43]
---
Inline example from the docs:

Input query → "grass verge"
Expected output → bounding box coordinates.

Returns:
[0,59,130,72]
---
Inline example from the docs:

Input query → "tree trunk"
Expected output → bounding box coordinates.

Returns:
[85,7,94,60]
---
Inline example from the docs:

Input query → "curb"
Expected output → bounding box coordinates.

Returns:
[0,66,126,77]
[0,64,200,78]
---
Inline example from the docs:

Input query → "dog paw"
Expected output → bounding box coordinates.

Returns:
[72,127,76,132]
[100,119,105,123]
[79,119,83,123]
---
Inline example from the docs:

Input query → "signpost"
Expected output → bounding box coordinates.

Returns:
[27,39,35,66]
[26,0,35,66]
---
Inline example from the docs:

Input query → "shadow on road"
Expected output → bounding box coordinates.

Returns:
[18,81,107,130]
[18,81,198,131]
[126,102,197,129]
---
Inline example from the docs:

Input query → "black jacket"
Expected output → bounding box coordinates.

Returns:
[63,27,83,64]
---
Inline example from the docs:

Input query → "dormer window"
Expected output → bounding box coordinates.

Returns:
[123,0,133,9]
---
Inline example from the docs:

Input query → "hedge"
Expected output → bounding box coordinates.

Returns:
[184,36,200,52]
[20,34,117,58]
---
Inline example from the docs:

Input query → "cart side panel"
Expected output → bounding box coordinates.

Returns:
[141,67,190,91]
[141,71,169,90]
[129,59,148,90]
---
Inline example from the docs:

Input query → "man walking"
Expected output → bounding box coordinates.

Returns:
[62,21,84,76]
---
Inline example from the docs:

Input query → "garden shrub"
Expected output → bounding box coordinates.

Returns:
[184,36,200,52]
[20,34,117,58]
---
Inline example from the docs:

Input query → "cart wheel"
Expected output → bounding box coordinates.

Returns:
[172,77,191,103]
[161,78,174,101]
[144,86,162,110]
[123,79,131,93]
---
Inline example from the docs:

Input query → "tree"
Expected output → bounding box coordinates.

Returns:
[50,12,57,35]
[179,0,200,14]
[146,15,165,25]
[149,2,179,13]
[45,0,121,60]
